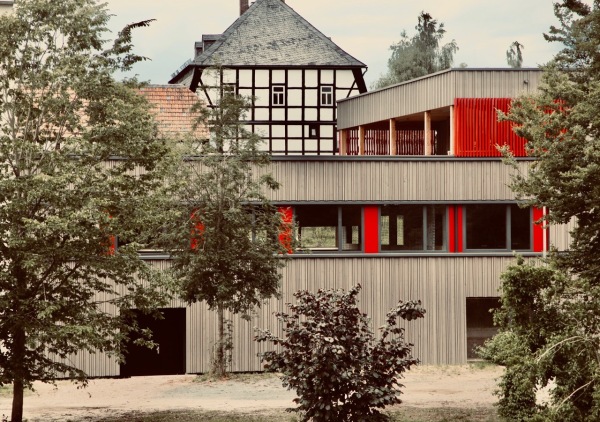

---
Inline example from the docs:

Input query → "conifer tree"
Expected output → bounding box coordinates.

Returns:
[484,2,600,420]
[374,12,458,88]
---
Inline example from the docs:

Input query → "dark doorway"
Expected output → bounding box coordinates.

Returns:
[121,308,186,377]
[466,297,501,359]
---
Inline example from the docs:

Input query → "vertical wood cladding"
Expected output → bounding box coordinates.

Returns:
[454,98,528,157]
[249,158,533,202]
[61,256,518,373]
[337,69,543,130]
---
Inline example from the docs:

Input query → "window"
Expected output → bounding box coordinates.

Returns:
[320,86,333,106]
[272,85,285,106]
[381,205,446,251]
[466,298,500,359]
[294,205,362,252]
[465,204,531,250]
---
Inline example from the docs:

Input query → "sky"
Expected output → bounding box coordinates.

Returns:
[103,0,569,89]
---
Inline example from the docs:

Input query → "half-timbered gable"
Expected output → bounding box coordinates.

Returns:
[169,0,367,155]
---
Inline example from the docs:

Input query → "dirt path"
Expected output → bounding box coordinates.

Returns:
[0,365,503,421]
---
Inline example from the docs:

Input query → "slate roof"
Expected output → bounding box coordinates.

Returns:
[138,85,207,138]
[190,0,365,69]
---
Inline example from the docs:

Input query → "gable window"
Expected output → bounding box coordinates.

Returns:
[320,86,333,106]
[465,204,531,250]
[272,85,285,106]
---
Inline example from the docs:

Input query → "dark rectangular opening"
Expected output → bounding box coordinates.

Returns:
[121,308,186,377]
[466,297,500,359]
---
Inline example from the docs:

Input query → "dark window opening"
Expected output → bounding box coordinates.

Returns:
[465,204,532,250]
[294,205,362,252]
[511,205,531,250]
[466,297,500,359]
[320,86,333,106]
[272,85,285,106]
[381,205,445,251]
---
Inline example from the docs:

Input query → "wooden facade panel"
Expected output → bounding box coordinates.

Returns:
[337,69,542,129]
[180,256,525,370]
[66,255,542,375]
[251,159,531,202]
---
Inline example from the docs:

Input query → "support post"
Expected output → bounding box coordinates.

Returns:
[389,119,397,156]
[339,129,348,155]
[424,111,432,156]
[359,125,365,155]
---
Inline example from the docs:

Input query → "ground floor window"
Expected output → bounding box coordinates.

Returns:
[466,297,500,359]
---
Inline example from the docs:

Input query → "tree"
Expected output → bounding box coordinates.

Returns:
[255,285,425,422]
[481,1,600,420]
[160,68,289,378]
[373,12,458,89]
[506,41,524,68]
[0,1,174,421]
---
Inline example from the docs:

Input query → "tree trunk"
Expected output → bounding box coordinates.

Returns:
[212,305,226,378]
[11,325,26,422]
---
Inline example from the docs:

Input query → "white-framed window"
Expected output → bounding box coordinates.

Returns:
[320,86,333,106]
[272,85,285,106]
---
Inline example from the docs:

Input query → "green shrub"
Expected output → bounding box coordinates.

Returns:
[255,284,425,422]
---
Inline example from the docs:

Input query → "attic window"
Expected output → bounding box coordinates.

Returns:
[272,85,285,106]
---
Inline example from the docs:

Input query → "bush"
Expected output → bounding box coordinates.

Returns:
[255,284,425,422]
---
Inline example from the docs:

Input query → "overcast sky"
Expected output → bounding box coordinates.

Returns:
[103,0,570,88]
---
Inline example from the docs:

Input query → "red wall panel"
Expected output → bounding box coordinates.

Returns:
[533,207,547,252]
[448,206,456,253]
[456,206,464,252]
[278,206,294,254]
[455,98,528,157]
[363,206,379,253]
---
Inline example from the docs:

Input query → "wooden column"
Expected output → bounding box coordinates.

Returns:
[449,105,455,156]
[424,111,432,156]
[389,119,397,156]
[358,125,365,155]
[339,129,348,155]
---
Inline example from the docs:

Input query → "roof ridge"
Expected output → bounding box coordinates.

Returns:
[192,0,366,68]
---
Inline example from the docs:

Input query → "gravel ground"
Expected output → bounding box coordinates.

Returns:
[0,364,503,421]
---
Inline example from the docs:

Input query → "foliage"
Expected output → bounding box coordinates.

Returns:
[486,2,600,420]
[0,0,174,421]
[255,284,425,422]
[160,67,289,377]
[506,41,524,68]
[373,12,458,89]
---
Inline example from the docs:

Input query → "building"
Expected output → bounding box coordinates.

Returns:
[69,3,572,376]
[169,0,367,155]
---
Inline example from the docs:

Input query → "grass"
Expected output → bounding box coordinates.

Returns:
[93,407,500,422]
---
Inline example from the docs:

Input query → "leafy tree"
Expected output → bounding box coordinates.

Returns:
[374,12,458,89]
[160,68,289,378]
[255,284,425,422]
[0,1,175,421]
[506,41,524,68]
[482,1,600,420]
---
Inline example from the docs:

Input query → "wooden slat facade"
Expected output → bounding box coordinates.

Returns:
[337,68,543,130]
[72,255,540,375]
